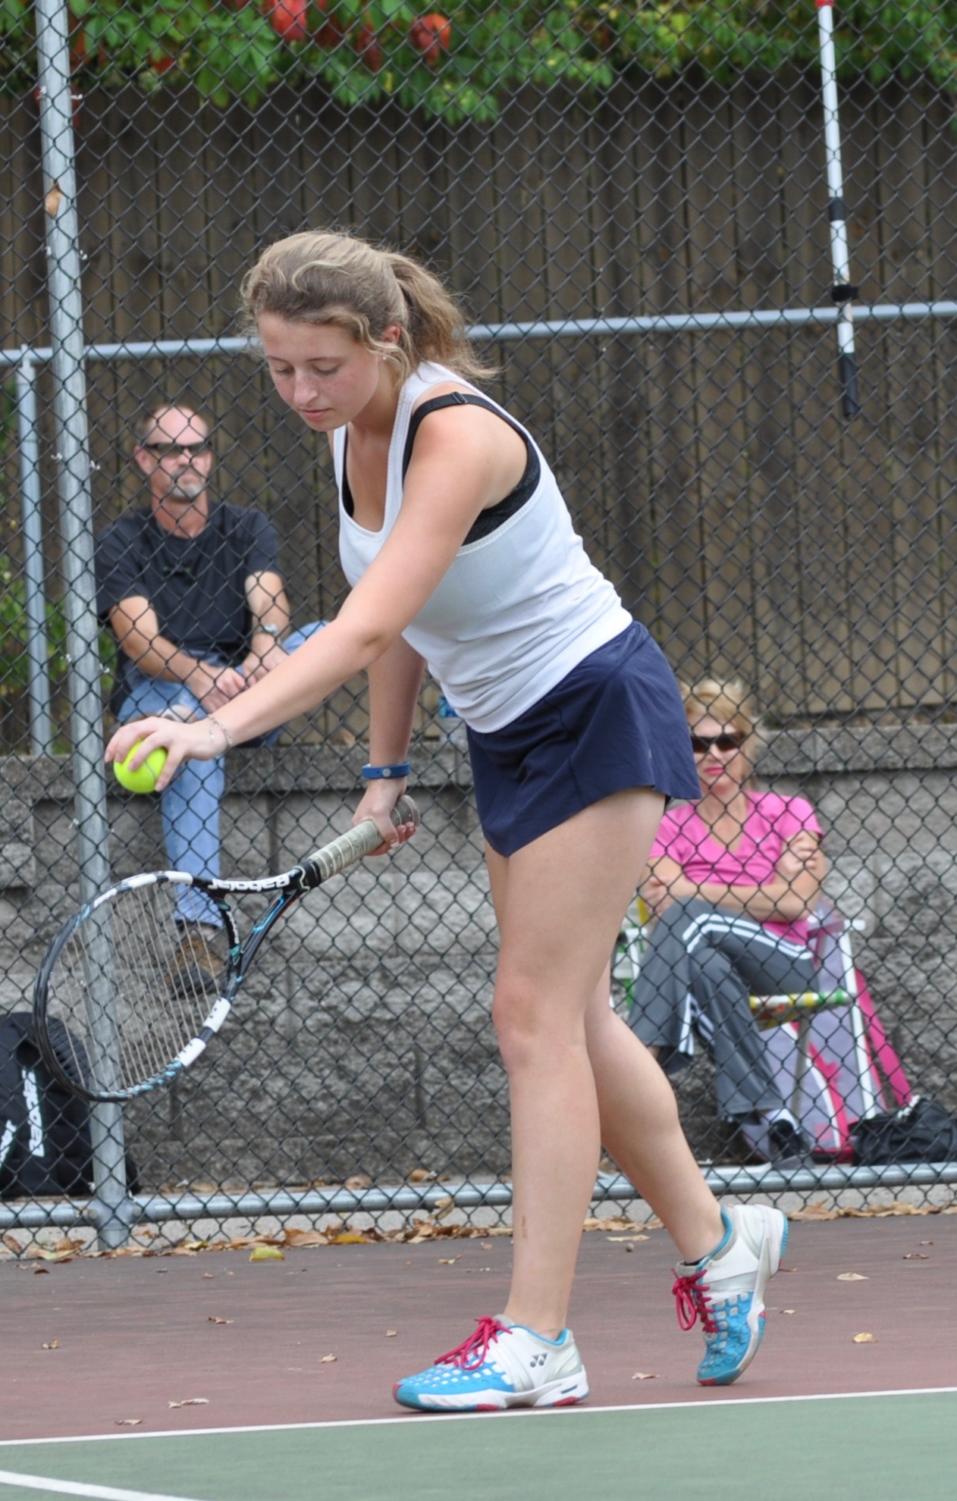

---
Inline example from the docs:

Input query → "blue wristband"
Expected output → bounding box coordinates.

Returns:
[361,762,410,781]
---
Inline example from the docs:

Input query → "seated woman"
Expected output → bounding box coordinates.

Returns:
[628,678,827,1166]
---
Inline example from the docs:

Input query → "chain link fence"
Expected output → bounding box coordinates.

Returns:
[1,2,956,1254]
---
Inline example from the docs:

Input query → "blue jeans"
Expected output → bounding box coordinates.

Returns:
[116,623,324,927]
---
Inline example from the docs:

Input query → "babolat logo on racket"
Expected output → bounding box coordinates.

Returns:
[32,798,419,1104]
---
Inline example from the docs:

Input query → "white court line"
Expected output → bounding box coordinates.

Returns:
[0,1385,954,1451]
[0,1473,202,1501]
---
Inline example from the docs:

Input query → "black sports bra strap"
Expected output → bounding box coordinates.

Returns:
[401,393,524,476]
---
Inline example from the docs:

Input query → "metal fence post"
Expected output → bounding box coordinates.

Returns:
[14,353,55,757]
[32,0,133,1248]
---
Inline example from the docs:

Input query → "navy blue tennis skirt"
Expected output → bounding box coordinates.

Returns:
[466,621,701,857]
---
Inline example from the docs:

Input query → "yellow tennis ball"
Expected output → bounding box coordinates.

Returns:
[113,742,167,794]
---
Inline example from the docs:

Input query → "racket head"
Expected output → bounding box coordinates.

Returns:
[34,796,421,1103]
[33,874,241,1104]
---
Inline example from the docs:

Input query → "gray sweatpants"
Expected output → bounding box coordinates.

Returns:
[628,897,818,1121]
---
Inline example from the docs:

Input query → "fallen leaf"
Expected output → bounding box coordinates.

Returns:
[781,1309,797,1316]
[319,1353,337,1364]
[437,1257,458,1265]
[41,1339,60,1350]
[3,1233,23,1254]
[207,1316,233,1325]
[407,1168,435,1183]
[631,1371,658,1380]
[114,1419,143,1427]
[903,1252,929,1260]
[385,1330,398,1338]
[168,1397,210,1409]
[282,1229,328,1248]
[44,182,63,217]
[836,1272,868,1281]
[202,1273,215,1279]
[344,1174,372,1190]
[33,1267,50,1276]
[328,1232,371,1246]
[249,1245,285,1263]
[852,1332,876,1344]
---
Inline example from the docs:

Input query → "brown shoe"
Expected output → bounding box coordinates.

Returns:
[166,924,225,999]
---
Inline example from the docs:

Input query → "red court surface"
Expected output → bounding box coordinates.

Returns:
[4,1211,954,1441]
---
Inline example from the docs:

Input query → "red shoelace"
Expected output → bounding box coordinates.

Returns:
[435,1316,509,1370]
[672,1269,717,1334]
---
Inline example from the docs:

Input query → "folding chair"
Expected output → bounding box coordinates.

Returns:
[615,898,911,1158]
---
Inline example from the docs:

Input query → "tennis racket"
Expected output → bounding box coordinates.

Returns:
[33,796,419,1104]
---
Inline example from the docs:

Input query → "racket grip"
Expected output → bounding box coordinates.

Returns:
[303,795,419,884]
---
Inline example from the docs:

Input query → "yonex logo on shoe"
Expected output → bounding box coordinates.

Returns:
[529,1352,547,1367]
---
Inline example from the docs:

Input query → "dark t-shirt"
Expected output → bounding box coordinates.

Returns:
[95,502,279,710]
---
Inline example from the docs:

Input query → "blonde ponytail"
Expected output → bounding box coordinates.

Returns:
[240,230,495,383]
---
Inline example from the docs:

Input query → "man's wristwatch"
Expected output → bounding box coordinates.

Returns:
[254,623,285,642]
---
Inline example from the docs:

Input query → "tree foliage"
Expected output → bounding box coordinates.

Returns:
[0,2,954,122]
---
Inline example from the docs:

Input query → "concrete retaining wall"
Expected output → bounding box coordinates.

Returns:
[2,725,955,1191]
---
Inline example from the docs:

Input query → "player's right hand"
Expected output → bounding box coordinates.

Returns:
[352,783,416,856]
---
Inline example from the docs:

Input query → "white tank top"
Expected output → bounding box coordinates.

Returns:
[336,362,631,732]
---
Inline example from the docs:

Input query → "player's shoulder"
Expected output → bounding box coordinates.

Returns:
[410,381,486,427]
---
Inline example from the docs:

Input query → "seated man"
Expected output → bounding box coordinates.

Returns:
[95,401,322,991]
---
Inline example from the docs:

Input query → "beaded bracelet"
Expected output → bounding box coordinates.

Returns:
[361,762,410,781]
[207,715,234,753]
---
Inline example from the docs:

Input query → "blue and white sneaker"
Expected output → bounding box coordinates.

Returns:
[393,1316,589,1412]
[672,1203,789,1386]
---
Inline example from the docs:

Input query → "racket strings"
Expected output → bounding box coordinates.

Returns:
[45,879,225,1094]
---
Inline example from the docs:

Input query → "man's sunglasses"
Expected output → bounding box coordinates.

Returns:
[140,440,213,459]
[690,732,746,755]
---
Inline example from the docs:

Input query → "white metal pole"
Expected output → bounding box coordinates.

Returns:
[816,0,860,416]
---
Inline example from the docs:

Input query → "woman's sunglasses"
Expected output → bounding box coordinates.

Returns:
[690,732,746,755]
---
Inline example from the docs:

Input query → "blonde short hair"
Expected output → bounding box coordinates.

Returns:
[681,678,759,741]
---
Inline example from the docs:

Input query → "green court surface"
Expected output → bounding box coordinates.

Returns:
[1,1391,955,1501]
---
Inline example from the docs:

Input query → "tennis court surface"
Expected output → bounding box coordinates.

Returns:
[3,1212,955,1500]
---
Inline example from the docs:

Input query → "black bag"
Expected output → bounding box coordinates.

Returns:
[0,1010,135,1199]
[851,1094,957,1166]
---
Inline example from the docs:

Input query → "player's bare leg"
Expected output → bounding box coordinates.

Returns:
[485,787,722,1339]
[584,970,723,1257]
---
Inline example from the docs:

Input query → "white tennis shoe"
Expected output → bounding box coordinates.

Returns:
[393,1315,589,1411]
[672,1202,789,1385]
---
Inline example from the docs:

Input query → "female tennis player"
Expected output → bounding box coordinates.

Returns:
[107,230,790,1408]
